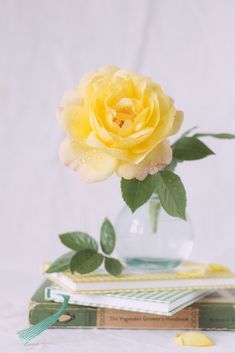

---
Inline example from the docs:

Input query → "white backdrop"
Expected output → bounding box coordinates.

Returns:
[1,1,235,351]
[1,0,235,276]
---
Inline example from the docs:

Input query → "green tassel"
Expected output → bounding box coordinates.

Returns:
[17,295,70,345]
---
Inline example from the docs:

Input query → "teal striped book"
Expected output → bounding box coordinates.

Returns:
[45,286,212,316]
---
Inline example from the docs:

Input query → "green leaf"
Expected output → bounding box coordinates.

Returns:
[121,175,156,212]
[172,126,198,148]
[193,133,235,139]
[46,251,75,273]
[164,157,178,172]
[173,137,214,160]
[156,170,186,220]
[104,257,123,276]
[59,232,98,252]
[70,250,104,274]
[100,218,116,255]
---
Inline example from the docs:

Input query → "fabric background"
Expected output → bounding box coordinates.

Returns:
[0,1,235,351]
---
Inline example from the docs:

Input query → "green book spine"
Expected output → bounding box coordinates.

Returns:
[29,282,235,330]
[29,280,97,327]
[197,303,235,330]
[29,302,235,330]
[29,302,97,327]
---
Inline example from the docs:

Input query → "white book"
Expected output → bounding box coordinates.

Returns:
[44,268,235,294]
[45,286,212,316]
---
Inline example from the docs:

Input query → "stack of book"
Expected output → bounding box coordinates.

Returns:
[29,262,235,331]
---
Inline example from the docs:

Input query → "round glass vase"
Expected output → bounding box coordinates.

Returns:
[115,194,194,272]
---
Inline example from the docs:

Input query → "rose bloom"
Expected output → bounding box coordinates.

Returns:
[57,66,183,182]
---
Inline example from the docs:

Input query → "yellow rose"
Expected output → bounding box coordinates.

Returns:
[57,66,183,182]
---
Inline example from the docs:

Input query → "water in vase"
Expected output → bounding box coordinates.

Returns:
[115,196,194,272]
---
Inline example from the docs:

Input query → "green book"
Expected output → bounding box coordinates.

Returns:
[30,280,97,327]
[29,281,235,330]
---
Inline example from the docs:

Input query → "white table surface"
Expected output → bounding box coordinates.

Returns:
[1,270,235,353]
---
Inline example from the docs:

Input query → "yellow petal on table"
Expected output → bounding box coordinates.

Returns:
[116,141,172,181]
[207,263,231,273]
[176,265,208,278]
[174,332,214,347]
[59,138,117,183]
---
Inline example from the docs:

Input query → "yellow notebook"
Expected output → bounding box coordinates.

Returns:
[42,262,235,294]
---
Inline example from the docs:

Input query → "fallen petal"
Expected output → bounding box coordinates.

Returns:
[207,263,231,273]
[174,332,214,347]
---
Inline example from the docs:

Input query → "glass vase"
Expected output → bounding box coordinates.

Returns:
[115,194,194,272]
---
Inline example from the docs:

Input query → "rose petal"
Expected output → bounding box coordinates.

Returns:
[59,138,117,183]
[58,106,91,141]
[60,88,82,107]
[57,66,184,183]
[116,141,172,181]
[170,110,184,135]
[174,332,214,347]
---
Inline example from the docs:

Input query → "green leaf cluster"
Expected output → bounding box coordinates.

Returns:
[47,218,123,277]
[121,129,235,219]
